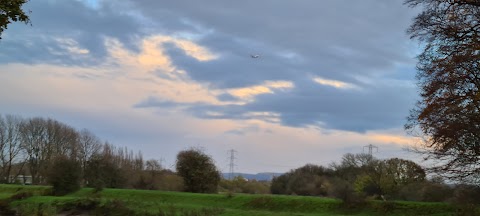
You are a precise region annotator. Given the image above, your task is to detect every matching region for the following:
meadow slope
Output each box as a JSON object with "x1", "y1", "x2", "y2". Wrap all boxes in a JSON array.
[{"x1": 0, "y1": 184, "x2": 463, "y2": 216}]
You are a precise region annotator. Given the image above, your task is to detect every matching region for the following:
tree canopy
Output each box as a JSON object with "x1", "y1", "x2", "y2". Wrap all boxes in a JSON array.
[
  {"x1": 0, "y1": 0, "x2": 30, "y2": 39},
  {"x1": 405, "y1": 0, "x2": 480, "y2": 183},
  {"x1": 176, "y1": 148, "x2": 221, "y2": 193}
]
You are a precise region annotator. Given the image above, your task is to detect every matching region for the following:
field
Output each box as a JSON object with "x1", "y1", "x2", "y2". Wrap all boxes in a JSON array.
[{"x1": 0, "y1": 184, "x2": 464, "y2": 216}]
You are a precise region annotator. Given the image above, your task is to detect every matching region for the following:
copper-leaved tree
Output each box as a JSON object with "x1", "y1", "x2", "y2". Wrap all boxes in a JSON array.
[{"x1": 405, "y1": 0, "x2": 480, "y2": 183}]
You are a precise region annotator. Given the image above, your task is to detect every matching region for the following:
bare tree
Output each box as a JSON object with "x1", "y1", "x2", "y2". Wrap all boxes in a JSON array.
[
  {"x1": 20, "y1": 117, "x2": 48, "y2": 184},
  {"x1": 0, "y1": 115, "x2": 25, "y2": 183},
  {"x1": 77, "y1": 129, "x2": 101, "y2": 182},
  {"x1": 45, "y1": 119, "x2": 79, "y2": 160}
]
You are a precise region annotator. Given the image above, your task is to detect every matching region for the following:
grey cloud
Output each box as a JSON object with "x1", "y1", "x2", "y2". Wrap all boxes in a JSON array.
[
  {"x1": 217, "y1": 93, "x2": 240, "y2": 102},
  {"x1": 1, "y1": 0, "x2": 421, "y2": 133},
  {"x1": 129, "y1": 0, "x2": 417, "y2": 77},
  {"x1": 0, "y1": 0, "x2": 143, "y2": 66},
  {"x1": 224, "y1": 125, "x2": 260, "y2": 136},
  {"x1": 136, "y1": 77, "x2": 417, "y2": 132},
  {"x1": 127, "y1": 0, "x2": 420, "y2": 132},
  {"x1": 134, "y1": 97, "x2": 189, "y2": 109},
  {"x1": 163, "y1": 36, "x2": 301, "y2": 88}
]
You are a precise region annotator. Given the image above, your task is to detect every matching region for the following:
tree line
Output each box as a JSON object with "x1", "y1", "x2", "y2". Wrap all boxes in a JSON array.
[
  {"x1": 0, "y1": 114, "x2": 184, "y2": 192},
  {"x1": 2, "y1": 113, "x2": 480, "y2": 206},
  {"x1": 271, "y1": 154, "x2": 428, "y2": 200},
  {"x1": 270, "y1": 153, "x2": 480, "y2": 208}
]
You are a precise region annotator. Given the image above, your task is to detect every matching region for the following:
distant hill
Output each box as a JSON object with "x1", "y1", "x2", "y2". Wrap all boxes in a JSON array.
[{"x1": 221, "y1": 172, "x2": 283, "y2": 181}]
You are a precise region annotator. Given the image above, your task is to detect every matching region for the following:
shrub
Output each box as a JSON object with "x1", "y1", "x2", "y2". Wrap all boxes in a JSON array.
[
  {"x1": 372, "y1": 201, "x2": 396, "y2": 214},
  {"x1": 329, "y1": 178, "x2": 366, "y2": 209},
  {"x1": 445, "y1": 185, "x2": 480, "y2": 216},
  {"x1": 47, "y1": 156, "x2": 82, "y2": 196}
]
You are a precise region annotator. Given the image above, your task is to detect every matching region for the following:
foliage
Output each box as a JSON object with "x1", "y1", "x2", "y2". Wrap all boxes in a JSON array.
[
  {"x1": 270, "y1": 164, "x2": 333, "y2": 196},
  {"x1": 176, "y1": 148, "x2": 221, "y2": 193},
  {"x1": 405, "y1": 0, "x2": 480, "y2": 182},
  {"x1": 219, "y1": 176, "x2": 270, "y2": 194},
  {"x1": 0, "y1": 0, "x2": 30, "y2": 39},
  {"x1": 155, "y1": 170, "x2": 185, "y2": 192},
  {"x1": 354, "y1": 174, "x2": 380, "y2": 196},
  {"x1": 450, "y1": 185, "x2": 480, "y2": 216},
  {"x1": 329, "y1": 177, "x2": 366, "y2": 208},
  {"x1": 398, "y1": 181, "x2": 453, "y2": 202},
  {"x1": 46, "y1": 156, "x2": 82, "y2": 196},
  {"x1": 383, "y1": 158, "x2": 426, "y2": 185},
  {"x1": 450, "y1": 184, "x2": 480, "y2": 205},
  {"x1": 85, "y1": 154, "x2": 127, "y2": 189},
  {"x1": 332, "y1": 154, "x2": 426, "y2": 198},
  {"x1": 371, "y1": 200, "x2": 396, "y2": 214},
  {"x1": 380, "y1": 158, "x2": 426, "y2": 196},
  {"x1": 331, "y1": 153, "x2": 376, "y2": 183}
]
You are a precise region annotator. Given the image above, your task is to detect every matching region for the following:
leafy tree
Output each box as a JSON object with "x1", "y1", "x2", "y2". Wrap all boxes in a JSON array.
[
  {"x1": 405, "y1": 0, "x2": 480, "y2": 182},
  {"x1": 352, "y1": 158, "x2": 425, "y2": 197},
  {"x1": 354, "y1": 174, "x2": 381, "y2": 196},
  {"x1": 47, "y1": 156, "x2": 82, "y2": 196},
  {"x1": 270, "y1": 174, "x2": 290, "y2": 194},
  {"x1": 331, "y1": 153, "x2": 376, "y2": 183},
  {"x1": 383, "y1": 158, "x2": 426, "y2": 186},
  {"x1": 85, "y1": 154, "x2": 127, "y2": 189},
  {"x1": 270, "y1": 164, "x2": 333, "y2": 196},
  {"x1": 175, "y1": 148, "x2": 220, "y2": 193},
  {"x1": 134, "y1": 159, "x2": 164, "y2": 190},
  {"x1": 0, "y1": 0, "x2": 31, "y2": 39},
  {"x1": 329, "y1": 177, "x2": 365, "y2": 207}
]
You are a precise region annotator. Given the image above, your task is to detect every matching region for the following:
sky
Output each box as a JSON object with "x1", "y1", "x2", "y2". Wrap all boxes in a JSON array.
[{"x1": 0, "y1": 0, "x2": 424, "y2": 173}]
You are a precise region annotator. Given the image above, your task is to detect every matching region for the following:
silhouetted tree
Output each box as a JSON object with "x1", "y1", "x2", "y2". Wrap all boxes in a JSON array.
[
  {"x1": 175, "y1": 148, "x2": 220, "y2": 193},
  {"x1": 0, "y1": 115, "x2": 24, "y2": 183},
  {"x1": 77, "y1": 129, "x2": 102, "y2": 184},
  {"x1": 405, "y1": 0, "x2": 480, "y2": 183},
  {"x1": 20, "y1": 117, "x2": 48, "y2": 184}
]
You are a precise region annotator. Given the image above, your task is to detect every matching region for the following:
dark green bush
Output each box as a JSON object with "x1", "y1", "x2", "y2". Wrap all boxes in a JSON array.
[{"x1": 47, "y1": 156, "x2": 82, "y2": 196}]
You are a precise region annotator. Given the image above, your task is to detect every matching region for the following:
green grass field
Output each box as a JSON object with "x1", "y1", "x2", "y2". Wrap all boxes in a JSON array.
[{"x1": 0, "y1": 184, "x2": 465, "y2": 216}]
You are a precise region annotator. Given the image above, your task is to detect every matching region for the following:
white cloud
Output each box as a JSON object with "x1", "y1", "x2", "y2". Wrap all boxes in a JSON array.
[
  {"x1": 105, "y1": 34, "x2": 218, "y2": 77},
  {"x1": 227, "y1": 80, "x2": 294, "y2": 101},
  {"x1": 55, "y1": 38, "x2": 90, "y2": 55},
  {"x1": 313, "y1": 77, "x2": 357, "y2": 89}
]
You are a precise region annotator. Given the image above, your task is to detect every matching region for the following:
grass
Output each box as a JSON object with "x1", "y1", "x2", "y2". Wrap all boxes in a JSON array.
[{"x1": 0, "y1": 184, "x2": 468, "y2": 216}]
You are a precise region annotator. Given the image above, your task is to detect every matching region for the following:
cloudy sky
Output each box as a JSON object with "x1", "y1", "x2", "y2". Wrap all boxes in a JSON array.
[{"x1": 0, "y1": 0, "x2": 423, "y2": 173}]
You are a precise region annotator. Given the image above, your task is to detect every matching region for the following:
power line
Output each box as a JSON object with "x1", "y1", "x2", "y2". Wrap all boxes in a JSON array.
[
  {"x1": 363, "y1": 144, "x2": 378, "y2": 156},
  {"x1": 228, "y1": 149, "x2": 237, "y2": 180}
]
